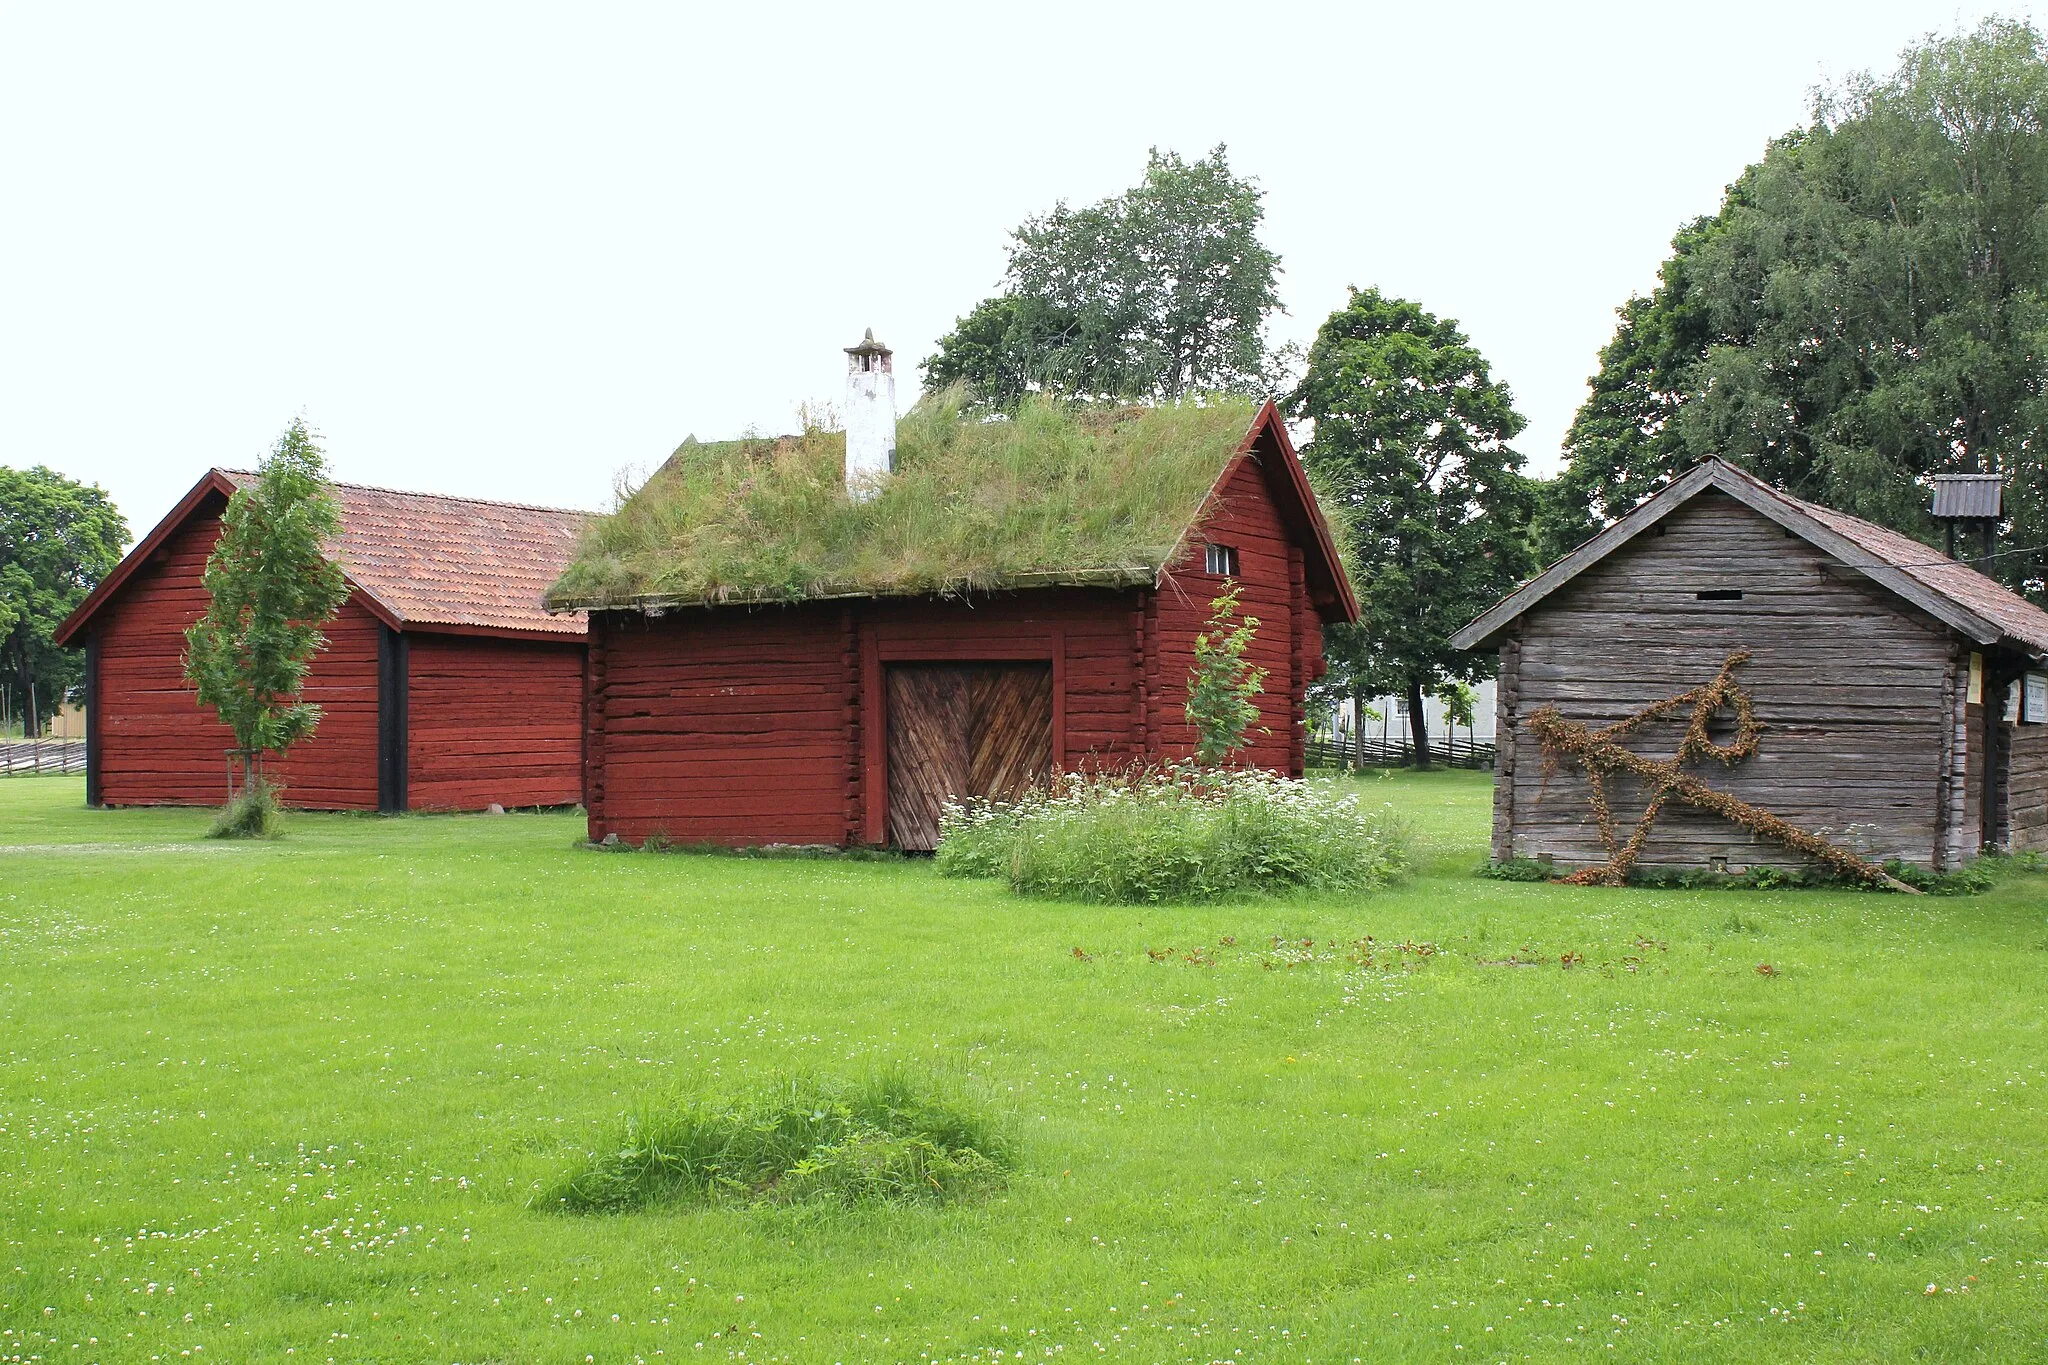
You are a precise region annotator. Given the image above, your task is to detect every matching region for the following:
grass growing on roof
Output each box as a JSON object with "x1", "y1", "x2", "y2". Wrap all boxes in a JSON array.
[{"x1": 548, "y1": 389, "x2": 1260, "y2": 607}]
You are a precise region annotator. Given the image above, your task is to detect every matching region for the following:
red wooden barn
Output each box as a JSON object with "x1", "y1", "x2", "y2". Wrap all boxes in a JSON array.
[
  {"x1": 547, "y1": 339, "x2": 1357, "y2": 849},
  {"x1": 56, "y1": 469, "x2": 590, "y2": 812}
]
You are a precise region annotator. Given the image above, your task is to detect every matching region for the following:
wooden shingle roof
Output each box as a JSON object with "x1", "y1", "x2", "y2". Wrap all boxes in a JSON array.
[
  {"x1": 57, "y1": 470, "x2": 591, "y2": 645},
  {"x1": 1451, "y1": 458, "x2": 2048, "y2": 659}
]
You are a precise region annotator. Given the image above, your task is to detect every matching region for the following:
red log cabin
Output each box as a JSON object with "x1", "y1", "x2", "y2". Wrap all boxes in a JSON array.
[
  {"x1": 56, "y1": 469, "x2": 591, "y2": 812},
  {"x1": 546, "y1": 335, "x2": 1359, "y2": 850}
]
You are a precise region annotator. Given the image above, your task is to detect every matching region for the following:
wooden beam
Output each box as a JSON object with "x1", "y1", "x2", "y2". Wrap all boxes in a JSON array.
[{"x1": 377, "y1": 625, "x2": 409, "y2": 813}]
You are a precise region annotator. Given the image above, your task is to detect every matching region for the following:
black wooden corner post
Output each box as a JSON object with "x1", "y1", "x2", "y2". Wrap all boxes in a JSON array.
[
  {"x1": 377, "y1": 625, "x2": 409, "y2": 813},
  {"x1": 83, "y1": 630, "x2": 102, "y2": 808}
]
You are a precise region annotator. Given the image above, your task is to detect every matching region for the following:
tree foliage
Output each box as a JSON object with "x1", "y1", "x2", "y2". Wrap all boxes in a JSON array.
[
  {"x1": 1291, "y1": 288, "x2": 1537, "y2": 768},
  {"x1": 1185, "y1": 583, "x2": 1268, "y2": 765},
  {"x1": 183, "y1": 420, "x2": 349, "y2": 779},
  {"x1": 0, "y1": 465, "x2": 127, "y2": 736},
  {"x1": 923, "y1": 147, "x2": 1289, "y2": 406},
  {"x1": 1546, "y1": 18, "x2": 2048, "y2": 598}
]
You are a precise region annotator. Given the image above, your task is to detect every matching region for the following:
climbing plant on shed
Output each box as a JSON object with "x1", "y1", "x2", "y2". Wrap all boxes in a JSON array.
[{"x1": 1527, "y1": 649, "x2": 1910, "y2": 891}]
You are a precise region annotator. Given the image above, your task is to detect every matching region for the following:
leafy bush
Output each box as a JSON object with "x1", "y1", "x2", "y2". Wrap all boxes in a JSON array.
[
  {"x1": 208, "y1": 776, "x2": 281, "y2": 840},
  {"x1": 537, "y1": 1072, "x2": 1010, "y2": 1214},
  {"x1": 1479, "y1": 857, "x2": 1551, "y2": 882},
  {"x1": 937, "y1": 763, "x2": 1407, "y2": 903}
]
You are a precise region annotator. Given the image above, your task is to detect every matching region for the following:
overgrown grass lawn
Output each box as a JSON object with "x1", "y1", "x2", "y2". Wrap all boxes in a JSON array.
[{"x1": 2, "y1": 771, "x2": 2045, "y2": 1362}]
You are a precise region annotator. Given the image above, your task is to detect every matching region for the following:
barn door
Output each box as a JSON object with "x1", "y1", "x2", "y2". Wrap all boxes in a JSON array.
[
  {"x1": 887, "y1": 664, "x2": 1054, "y2": 850},
  {"x1": 887, "y1": 667, "x2": 971, "y2": 853}
]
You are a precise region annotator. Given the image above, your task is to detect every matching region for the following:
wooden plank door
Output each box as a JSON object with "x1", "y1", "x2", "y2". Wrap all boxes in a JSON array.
[
  {"x1": 968, "y1": 665, "x2": 1053, "y2": 802},
  {"x1": 886, "y1": 663, "x2": 1055, "y2": 850},
  {"x1": 887, "y1": 667, "x2": 970, "y2": 851}
]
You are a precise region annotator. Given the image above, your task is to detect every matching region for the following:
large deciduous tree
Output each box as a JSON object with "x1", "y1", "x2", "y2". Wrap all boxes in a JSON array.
[
  {"x1": 183, "y1": 419, "x2": 348, "y2": 801},
  {"x1": 1545, "y1": 18, "x2": 2048, "y2": 599},
  {"x1": 0, "y1": 466, "x2": 127, "y2": 736},
  {"x1": 923, "y1": 147, "x2": 1289, "y2": 405},
  {"x1": 1292, "y1": 288, "x2": 1537, "y2": 769}
]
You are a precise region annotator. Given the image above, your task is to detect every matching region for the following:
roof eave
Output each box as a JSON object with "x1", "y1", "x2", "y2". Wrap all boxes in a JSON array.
[
  {"x1": 1449, "y1": 461, "x2": 1721, "y2": 651},
  {"x1": 54, "y1": 469, "x2": 240, "y2": 646},
  {"x1": 1449, "y1": 459, "x2": 2008, "y2": 652},
  {"x1": 552, "y1": 566, "x2": 1164, "y2": 615},
  {"x1": 1169, "y1": 400, "x2": 1358, "y2": 625}
]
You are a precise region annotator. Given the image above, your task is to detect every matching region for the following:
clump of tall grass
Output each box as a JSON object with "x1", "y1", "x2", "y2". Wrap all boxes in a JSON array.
[
  {"x1": 208, "y1": 775, "x2": 281, "y2": 839},
  {"x1": 937, "y1": 763, "x2": 1407, "y2": 903},
  {"x1": 549, "y1": 390, "x2": 1263, "y2": 608},
  {"x1": 536, "y1": 1072, "x2": 1011, "y2": 1214}
]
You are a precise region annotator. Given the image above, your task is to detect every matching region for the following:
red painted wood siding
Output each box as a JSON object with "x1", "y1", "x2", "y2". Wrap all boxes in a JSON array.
[
  {"x1": 586, "y1": 590, "x2": 1145, "y2": 847},
  {"x1": 590, "y1": 605, "x2": 856, "y2": 846},
  {"x1": 581, "y1": 454, "x2": 1335, "y2": 846},
  {"x1": 91, "y1": 502, "x2": 382, "y2": 810},
  {"x1": 407, "y1": 634, "x2": 585, "y2": 809},
  {"x1": 1149, "y1": 451, "x2": 1313, "y2": 775}
]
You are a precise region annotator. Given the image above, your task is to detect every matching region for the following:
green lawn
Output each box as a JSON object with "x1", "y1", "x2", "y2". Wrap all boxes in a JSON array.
[{"x1": 1, "y1": 771, "x2": 2045, "y2": 1363}]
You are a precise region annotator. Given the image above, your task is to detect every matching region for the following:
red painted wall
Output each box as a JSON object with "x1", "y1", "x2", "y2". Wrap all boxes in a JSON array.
[
  {"x1": 87, "y1": 495, "x2": 586, "y2": 812},
  {"x1": 91, "y1": 502, "x2": 382, "y2": 810},
  {"x1": 407, "y1": 634, "x2": 585, "y2": 809},
  {"x1": 584, "y1": 448, "x2": 1330, "y2": 849},
  {"x1": 1147, "y1": 449, "x2": 1312, "y2": 775}
]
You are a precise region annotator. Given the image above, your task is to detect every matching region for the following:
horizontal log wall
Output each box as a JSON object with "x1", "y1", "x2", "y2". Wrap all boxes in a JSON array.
[
  {"x1": 2011, "y1": 722, "x2": 2048, "y2": 852},
  {"x1": 589, "y1": 590, "x2": 1146, "y2": 848},
  {"x1": 1508, "y1": 490, "x2": 1955, "y2": 871},
  {"x1": 92, "y1": 502, "x2": 381, "y2": 810},
  {"x1": 1149, "y1": 451, "x2": 1309, "y2": 775},
  {"x1": 406, "y1": 633, "x2": 585, "y2": 810}
]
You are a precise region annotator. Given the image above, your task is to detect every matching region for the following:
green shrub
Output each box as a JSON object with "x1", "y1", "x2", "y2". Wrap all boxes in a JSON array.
[
  {"x1": 937, "y1": 763, "x2": 1407, "y2": 903},
  {"x1": 1479, "y1": 857, "x2": 1551, "y2": 882},
  {"x1": 208, "y1": 776, "x2": 281, "y2": 840},
  {"x1": 537, "y1": 1072, "x2": 1010, "y2": 1214}
]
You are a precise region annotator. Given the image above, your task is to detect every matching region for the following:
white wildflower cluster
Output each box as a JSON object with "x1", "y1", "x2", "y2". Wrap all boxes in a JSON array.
[{"x1": 936, "y1": 761, "x2": 1407, "y2": 902}]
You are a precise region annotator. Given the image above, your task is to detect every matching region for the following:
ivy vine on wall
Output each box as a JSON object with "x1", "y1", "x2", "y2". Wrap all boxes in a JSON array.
[{"x1": 1526, "y1": 649, "x2": 1911, "y2": 892}]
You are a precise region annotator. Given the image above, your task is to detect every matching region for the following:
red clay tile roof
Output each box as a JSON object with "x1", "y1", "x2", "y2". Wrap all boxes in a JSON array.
[
  {"x1": 224, "y1": 472, "x2": 591, "y2": 638},
  {"x1": 1790, "y1": 494, "x2": 2048, "y2": 656}
]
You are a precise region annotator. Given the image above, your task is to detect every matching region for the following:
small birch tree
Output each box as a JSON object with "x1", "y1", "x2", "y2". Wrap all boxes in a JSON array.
[
  {"x1": 1185, "y1": 583, "x2": 1268, "y2": 766},
  {"x1": 183, "y1": 419, "x2": 348, "y2": 820}
]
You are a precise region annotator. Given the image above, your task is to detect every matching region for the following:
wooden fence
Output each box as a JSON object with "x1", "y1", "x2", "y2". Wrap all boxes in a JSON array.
[
  {"x1": 1, "y1": 739, "x2": 87, "y2": 776},
  {"x1": 1306, "y1": 733, "x2": 1495, "y2": 771}
]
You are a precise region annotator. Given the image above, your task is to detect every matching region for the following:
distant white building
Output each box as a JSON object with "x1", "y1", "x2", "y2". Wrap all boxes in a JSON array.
[{"x1": 1329, "y1": 678, "x2": 1496, "y2": 748}]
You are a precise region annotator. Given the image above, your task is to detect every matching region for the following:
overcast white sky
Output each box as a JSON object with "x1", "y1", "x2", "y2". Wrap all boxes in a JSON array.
[{"x1": 2, "y1": 2, "x2": 2036, "y2": 543}]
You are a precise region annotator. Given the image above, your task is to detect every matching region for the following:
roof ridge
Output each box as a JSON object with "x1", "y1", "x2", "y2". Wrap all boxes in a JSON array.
[{"x1": 216, "y1": 467, "x2": 594, "y2": 518}]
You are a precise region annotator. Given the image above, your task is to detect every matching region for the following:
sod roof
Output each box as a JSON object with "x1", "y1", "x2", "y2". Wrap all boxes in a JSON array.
[{"x1": 546, "y1": 392, "x2": 1353, "y2": 616}]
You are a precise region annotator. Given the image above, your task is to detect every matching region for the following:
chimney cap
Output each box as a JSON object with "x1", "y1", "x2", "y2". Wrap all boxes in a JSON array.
[
  {"x1": 1932, "y1": 472, "x2": 2003, "y2": 519},
  {"x1": 844, "y1": 328, "x2": 892, "y2": 358}
]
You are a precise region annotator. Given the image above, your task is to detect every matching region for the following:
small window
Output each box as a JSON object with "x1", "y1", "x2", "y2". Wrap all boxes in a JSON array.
[
  {"x1": 1695, "y1": 589, "x2": 1743, "y2": 601},
  {"x1": 1205, "y1": 543, "x2": 1239, "y2": 576}
]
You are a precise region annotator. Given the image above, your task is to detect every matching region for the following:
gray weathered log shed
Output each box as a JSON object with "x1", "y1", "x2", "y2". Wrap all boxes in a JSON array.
[{"x1": 1451, "y1": 459, "x2": 2048, "y2": 872}]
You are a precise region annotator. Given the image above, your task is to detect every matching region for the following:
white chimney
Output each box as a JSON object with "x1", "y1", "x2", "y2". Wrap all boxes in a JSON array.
[{"x1": 843, "y1": 328, "x2": 895, "y2": 500}]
